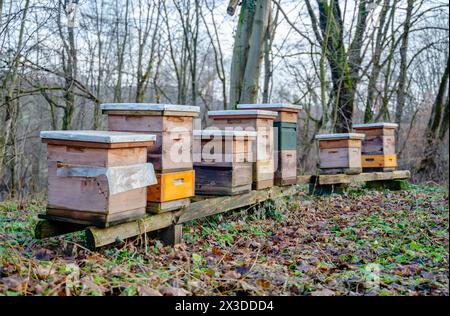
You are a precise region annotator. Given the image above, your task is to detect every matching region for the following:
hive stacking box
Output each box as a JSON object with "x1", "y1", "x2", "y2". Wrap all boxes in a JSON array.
[
  {"x1": 207, "y1": 110, "x2": 278, "y2": 190},
  {"x1": 193, "y1": 129, "x2": 257, "y2": 195},
  {"x1": 237, "y1": 104, "x2": 302, "y2": 186},
  {"x1": 353, "y1": 123, "x2": 399, "y2": 171},
  {"x1": 315, "y1": 133, "x2": 365, "y2": 175},
  {"x1": 101, "y1": 103, "x2": 200, "y2": 213},
  {"x1": 40, "y1": 131, "x2": 157, "y2": 227}
]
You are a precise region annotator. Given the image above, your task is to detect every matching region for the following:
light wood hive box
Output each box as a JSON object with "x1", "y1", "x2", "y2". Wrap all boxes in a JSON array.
[
  {"x1": 193, "y1": 130, "x2": 256, "y2": 195},
  {"x1": 236, "y1": 104, "x2": 301, "y2": 186},
  {"x1": 41, "y1": 131, "x2": 157, "y2": 227},
  {"x1": 315, "y1": 133, "x2": 365, "y2": 175},
  {"x1": 207, "y1": 110, "x2": 278, "y2": 190},
  {"x1": 101, "y1": 103, "x2": 200, "y2": 172},
  {"x1": 353, "y1": 123, "x2": 399, "y2": 171}
]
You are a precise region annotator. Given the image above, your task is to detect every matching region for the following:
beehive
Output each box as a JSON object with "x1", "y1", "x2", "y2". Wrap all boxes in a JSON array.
[
  {"x1": 193, "y1": 130, "x2": 256, "y2": 195},
  {"x1": 41, "y1": 131, "x2": 157, "y2": 227},
  {"x1": 101, "y1": 103, "x2": 199, "y2": 172},
  {"x1": 315, "y1": 133, "x2": 365, "y2": 175},
  {"x1": 353, "y1": 123, "x2": 399, "y2": 171},
  {"x1": 237, "y1": 104, "x2": 301, "y2": 186},
  {"x1": 207, "y1": 110, "x2": 278, "y2": 190}
]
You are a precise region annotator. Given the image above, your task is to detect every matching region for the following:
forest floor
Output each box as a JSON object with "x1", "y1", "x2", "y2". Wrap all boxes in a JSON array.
[{"x1": 0, "y1": 184, "x2": 448, "y2": 296}]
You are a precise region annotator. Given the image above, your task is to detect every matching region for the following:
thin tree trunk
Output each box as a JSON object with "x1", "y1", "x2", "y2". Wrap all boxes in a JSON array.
[
  {"x1": 0, "y1": 0, "x2": 30, "y2": 193},
  {"x1": 395, "y1": 0, "x2": 414, "y2": 126}
]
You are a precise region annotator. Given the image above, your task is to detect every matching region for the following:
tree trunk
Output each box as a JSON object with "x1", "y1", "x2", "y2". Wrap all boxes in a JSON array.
[
  {"x1": 0, "y1": 0, "x2": 30, "y2": 195},
  {"x1": 365, "y1": 0, "x2": 391, "y2": 122},
  {"x1": 229, "y1": 0, "x2": 256, "y2": 107},
  {"x1": 240, "y1": 0, "x2": 271, "y2": 104},
  {"x1": 395, "y1": 0, "x2": 414, "y2": 127},
  {"x1": 418, "y1": 56, "x2": 449, "y2": 172}
]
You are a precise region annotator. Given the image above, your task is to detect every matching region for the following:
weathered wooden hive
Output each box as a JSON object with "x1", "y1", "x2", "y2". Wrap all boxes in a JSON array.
[
  {"x1": 353, "y1": 123, "x2": 399, "y2": 171},
  {"x1": 207, "y1": 110, "x2": 278, "y2": 190},
  {"x1": 237, "y1": 104, "x2": 302, "y2": 186},
  {"x1": 315, "y1": 133, "x2": 365, "y2": 175},
  {"x1": 193, "y1": 129, "x2": 256, "y2": 195},
  {"x1": 41, "y1": 130, "x2": 157, "y2": 227},
  {"x1": 101, "y1": 103, "x2": 199, "y2": 213}
]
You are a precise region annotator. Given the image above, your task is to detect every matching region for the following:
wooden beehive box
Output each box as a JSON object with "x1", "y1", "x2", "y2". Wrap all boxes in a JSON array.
[
  {"x1": 101, "y1": 103, "x2": 200, "y2": 172},
  {"x1": 147, "y1": 170, "x2": 195, "y2": 203},
  {"x1": 193, "y1": 129, "x2": 256, "y2": 163},
  {"x1": 207, "y1": 110, "x2": 278, "y2": 190},
  {"x1": 193, "y1": 130, "x2": 256, "y2": 195},
  {"x1": 353, "y1": 123, "x2": 399, "y2": 171},
  {"x1": 315, "y1": 133, "x2": 365, "y2": 175},
  {"x1": 237, "y1": 103, "x2": 302, "y2": 123},
  {"x1": 40, "y1": 131, "x2": 157, "y2": 227},
  {"x1": 237, "y1": 104, "x2": 301, "y2": 186}
]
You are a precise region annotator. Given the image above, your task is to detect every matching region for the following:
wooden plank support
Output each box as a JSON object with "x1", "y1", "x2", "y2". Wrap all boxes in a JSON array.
[
  {"x1": 35, "y1": 220, "x2": 87, "y2": 239},
  {"x1": 149, "y1": 224, "x2": 183, "y2": 246},
  {"x1": 316, "y1": 170, "x2": 410, "y2": 185},
  {"x1": 85, "y1": 211, "x2": 176, "y2": 249},
  {"x1": 308, "y1": 170, "x2": 410, "y2": 195},
  {"x1": 177, "y1": 185, "x2": 300, "y2": 224}
]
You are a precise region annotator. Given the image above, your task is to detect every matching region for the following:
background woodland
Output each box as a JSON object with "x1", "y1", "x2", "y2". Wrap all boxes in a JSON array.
[{"x1": 0, "y1": 0, "x2": 448, "y2": 200}]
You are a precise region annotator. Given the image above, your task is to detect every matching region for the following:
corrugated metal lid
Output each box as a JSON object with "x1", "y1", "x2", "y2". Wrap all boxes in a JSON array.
[
  {"x1": 208, "y1": 110, "x2": 278, "y2": 117},
  {"x1": 237, "y1": 103, "x2": 302, "y2": 112},
  {"x1": 193, "y1": 129, "x2": 258, "y2": 138},
  {"x1": 40, "y1": 130, "x2": 156, "y2": 143},
  {"x1": 100, "y1": 103, "x2": 200, "y2": 113},
  {"x1": 353, "y1": 122, "x2": 399, "y2": 129},
  {"x1": 315, "y1": 133, "x2": 365, "y2": 140}
]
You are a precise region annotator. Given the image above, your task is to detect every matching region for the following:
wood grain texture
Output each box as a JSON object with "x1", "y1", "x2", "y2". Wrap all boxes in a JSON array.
[
  {"x1": 35, "y1": 220, "x2": 86, "y2": 239},
  {"x1": 194, "y1": 163, "x2": 253, "y2": 195},
  {"x1": 43, "y1": 139, "x2": 154, "y2": 149},
  {"x1": 319, "y1": 139, "x2": 362, "y2": 149},
  {"x1": 108, "y1": 115, "x2": 193, "y2": 133},
  {"x1": 278, "y1": 111, "x2": 298, "y2": 123},
  {"x1": 319, "y1": 147, "x2": 362, "y2": 169},
  {"x1": 48, "y1": 161, "x2": 147, "y2": 214},
  {"x1": 146, "y1": 198, "x2": 191, "y2": 214},
  {"x1": 362, "y1": 154, "x2": 397, "y2": 168},
  {"x1": 361, "y1": 136, "x2": 396, "y2": 155},
  {"x1": 316, "y1": 170, "x2": 410, "y2": 185},
  {"x1": 354, "y1": 127, "x2": 396, "y2": 137},
  {"x1": 85, "y1": 211, "x2": 176, "y2": 248},
  {"x1": 178, "y1": 185, "x2": 300, "y2": 223},
  {"x1": 47, "y1": 145, "x2": 147, "y2": 167},
  {"x1": 275, "y1": 150, "x2": 297, "y2": 180},
  {"x1": 43, "y1": 207, "x2": 145, "y2": 228},
  {"x1": 253, "y1": 160, "x2": 275, "y2": 181},
  {"x1": 147, "y1": 170, "x2": 195, "y2": 202}
]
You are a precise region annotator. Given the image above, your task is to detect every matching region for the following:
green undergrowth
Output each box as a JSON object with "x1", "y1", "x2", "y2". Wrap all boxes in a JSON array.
[{"x1": 0, "y1": 184, "x2": 448, "y2": 296}]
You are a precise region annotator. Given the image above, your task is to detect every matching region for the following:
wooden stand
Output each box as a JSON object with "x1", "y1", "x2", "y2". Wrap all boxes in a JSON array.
[{"x1": 34, "y1": 171, "x2": 411, "y2": 248}]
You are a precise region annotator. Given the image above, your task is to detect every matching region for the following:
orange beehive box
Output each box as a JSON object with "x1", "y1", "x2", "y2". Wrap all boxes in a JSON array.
[
  {"x1": 147, "y1": 170, "x2": 195, "y2": 203},
  {"x1": 353, "y1": 122, "x2": 399, "y2": 171}
]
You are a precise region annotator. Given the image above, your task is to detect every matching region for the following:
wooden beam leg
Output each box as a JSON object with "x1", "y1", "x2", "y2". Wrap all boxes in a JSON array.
[
  {"x1": 151, "y1": 224, "x2": 183, "y2": 246},
  {"x1": 309, "y1": 183, "x2": 349, "y2": 195},
  {"x1": 35, "y1": 220, "x2": 86, "y2": 239},
  {"x1": 365, "y1": 180, "x2": 409, "y2": 191}
]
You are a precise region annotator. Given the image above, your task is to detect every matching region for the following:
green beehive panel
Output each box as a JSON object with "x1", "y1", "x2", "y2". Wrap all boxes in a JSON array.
[{"x1": 274, "y1": 122, "x2": 297, "y2": 150}]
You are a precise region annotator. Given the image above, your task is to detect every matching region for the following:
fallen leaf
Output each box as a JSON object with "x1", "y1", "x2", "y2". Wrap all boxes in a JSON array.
[
  {"x1": 311, "y1": 288, "x2": 335, "y2": 296},
  {"x1": 159, "y1": 286, "x2": 191, "y2": 296},
  {"x1": 137, "y1": 285, "x2": 162, "y2": 296}
]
